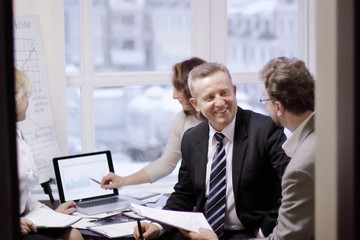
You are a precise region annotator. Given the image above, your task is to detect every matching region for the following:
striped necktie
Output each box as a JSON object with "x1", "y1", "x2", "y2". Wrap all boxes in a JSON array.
[{"x1": 206, "y1": 132, "x2": 227, "y2": 238}]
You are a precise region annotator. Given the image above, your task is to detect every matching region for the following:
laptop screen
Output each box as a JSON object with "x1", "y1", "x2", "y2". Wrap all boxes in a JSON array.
[{"x1": 53, "y1": 150, "x2": 118, "y2": 203}]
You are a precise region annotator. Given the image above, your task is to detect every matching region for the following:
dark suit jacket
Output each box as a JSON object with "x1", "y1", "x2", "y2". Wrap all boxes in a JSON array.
[{"x1": 163, "y1": 107, "x2": 290, "y2": 237}]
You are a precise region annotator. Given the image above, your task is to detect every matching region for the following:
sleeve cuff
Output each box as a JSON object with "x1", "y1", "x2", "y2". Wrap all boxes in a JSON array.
[
  {"x1": 152, "y1": 222, "x2": 166, "y2": 236},
  {"x1": 259, "y1": 228, "x2": 265, "y2": 238}
]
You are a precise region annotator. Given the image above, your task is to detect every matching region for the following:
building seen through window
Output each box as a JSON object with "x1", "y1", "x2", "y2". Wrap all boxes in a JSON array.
[
  {"x1": 65, "y1": 0, "x2": 298, "y2": 182},
  {"x1": 227, "y1": 0, "x2": 298, "y2": 71}
]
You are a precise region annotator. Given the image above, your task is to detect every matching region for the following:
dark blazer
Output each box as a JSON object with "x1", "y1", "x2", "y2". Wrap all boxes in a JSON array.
[{"x1": 163, "y1": 107, "x2": 290, "y2": 236}]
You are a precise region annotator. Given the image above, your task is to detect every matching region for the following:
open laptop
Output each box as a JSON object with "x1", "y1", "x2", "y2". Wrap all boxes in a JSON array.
[{"x1": 53, "y1": 150, "x2": 142, "y2": 215}]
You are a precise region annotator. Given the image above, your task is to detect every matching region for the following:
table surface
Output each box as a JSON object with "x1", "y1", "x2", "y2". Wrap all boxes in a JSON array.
[{"x1": 79, "y1": 195, "x2": 169, "y2": 239}]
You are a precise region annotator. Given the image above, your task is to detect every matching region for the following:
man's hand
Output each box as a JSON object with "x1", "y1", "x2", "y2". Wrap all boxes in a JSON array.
[
  {"x1": 133, "y1": 222, "x2": 160, "y2": 240},
  {"x1": 20, "y1": 217, "x2": 36, "y2": 235},
  {"x1": 101, "y1": 172, "x2": 125, "y2": 189},
  {"x1": 55, "y1": 201, "x2": 77, "y2": 214},
  {"x1": 181, "y1": 227, "x2": 218, "y2": 240}
]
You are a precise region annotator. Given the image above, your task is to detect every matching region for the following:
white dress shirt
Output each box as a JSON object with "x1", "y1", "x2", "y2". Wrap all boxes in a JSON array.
[
  {"x1": 206, "y1": 117, "x2": 244, "y2": 231},
  {"x1": 17, "y1": 129, "x2": 44, "y2": 215}
]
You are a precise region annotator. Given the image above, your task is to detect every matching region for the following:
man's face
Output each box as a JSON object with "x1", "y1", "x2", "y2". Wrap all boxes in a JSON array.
[
  {"x1": 262, "y1": 86, "x2": 282, "y2": 127},
  {"x1": 190, "y1": 71, "x2": 237, "y2": 131}
]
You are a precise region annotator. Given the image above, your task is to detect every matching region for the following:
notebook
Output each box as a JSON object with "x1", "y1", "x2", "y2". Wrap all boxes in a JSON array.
[{"x1": 53, "y1": 150, "x2": 140, "y2": 215}]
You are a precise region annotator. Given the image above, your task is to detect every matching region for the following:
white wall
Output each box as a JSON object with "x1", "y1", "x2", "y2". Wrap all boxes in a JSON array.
[
  {"x1": 315, "y1": 0, "x2": 338, "y2": 239},
  {"x1": 13, "y1": 0, "x2": 68, "y2": 154}
]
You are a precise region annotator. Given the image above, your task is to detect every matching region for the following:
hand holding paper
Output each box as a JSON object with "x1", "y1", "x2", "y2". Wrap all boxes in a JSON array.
[{"x1": 130, "y1": 203, "x2": 212, "y2": 233}]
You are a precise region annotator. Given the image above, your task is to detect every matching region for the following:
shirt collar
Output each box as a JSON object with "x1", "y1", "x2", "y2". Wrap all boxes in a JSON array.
[
  {"x1": 282, "y1": 111, "x2": 315, "y2": 157},
  {"x1": 209, "y1": 117, "x2": 236, "y2": 143}
]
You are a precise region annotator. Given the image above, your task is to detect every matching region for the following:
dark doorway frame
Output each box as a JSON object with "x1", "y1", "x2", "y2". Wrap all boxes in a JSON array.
[
  {"x1": 0, "y1": 0, "x2": 20, "y2": 239},
  {"x1": 1, "y1": 0, "x2": 359, "y2": 239},
  {"x1": 337, "y1": 0, "x2": 359, "y2": 239}
]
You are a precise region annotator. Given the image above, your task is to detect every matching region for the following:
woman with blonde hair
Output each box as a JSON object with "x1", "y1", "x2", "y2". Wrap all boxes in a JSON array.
[{"x1": 15, "y1": 69, "x2": 83, "y2": 240}]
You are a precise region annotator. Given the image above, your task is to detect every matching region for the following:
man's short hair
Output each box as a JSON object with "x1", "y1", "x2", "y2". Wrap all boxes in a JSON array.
[
  {"x1": 260, "y1": 57, "x2": 315, "y2": 114},
  {"x1": 188, "y1": 62, "x2": 232, "y2": 99}
]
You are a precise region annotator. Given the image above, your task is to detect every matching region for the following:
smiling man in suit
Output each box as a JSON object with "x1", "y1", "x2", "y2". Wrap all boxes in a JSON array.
[{"x1": 134, "y1": 62, "x2": 290, "y2": 240}]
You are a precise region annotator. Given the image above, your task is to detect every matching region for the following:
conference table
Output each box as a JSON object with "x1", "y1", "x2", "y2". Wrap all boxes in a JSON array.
[{"x1": 78, "y1": 195, "x2": 169, "y2": 239}]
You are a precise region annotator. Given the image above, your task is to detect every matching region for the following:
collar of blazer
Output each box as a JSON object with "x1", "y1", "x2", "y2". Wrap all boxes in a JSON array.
[{"x1": 193, "y1": 107, "x2": 249, "y2": 198}]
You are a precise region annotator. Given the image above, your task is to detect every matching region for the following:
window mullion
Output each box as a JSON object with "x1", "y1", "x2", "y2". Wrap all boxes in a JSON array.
[
  {"x1": 209, "y1": 0, "x2": 227, "y2": 64},
  {"x1": 191, "y1": 0, "x2": 210, "y2": 61},
  {"x1": 299, "y1": 0, "x2": 310, "y2": 66},
  {"x1": 308, "y1": 0, "x2": 316, "y2": 73},
  {"x1": 231, "y1": 72, "x2": 259, "y2": 84},
  {"x1": 80, "y1": 0, "x2": 95, "y2": 152},
  {"x1": 191, "y1": 0, "x2": 227, "y2": 64}
]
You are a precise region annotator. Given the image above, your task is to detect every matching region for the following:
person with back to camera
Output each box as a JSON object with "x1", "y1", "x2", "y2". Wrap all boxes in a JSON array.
[
  {"x1": 185, "y1": 57, "x2": 315, "y2": 240},
  {"x1": 133, "y1": 62, "x2": 290, "y2": 240},
  {"x1": 250, "y1": 57, "x2": 315, "y2": 240},
  {"x1": 100, "y1": 57, "x2": 207, "y2": 189},
  {"x1": 15, "y1": 69, "x2": 83, "y2": 240}
]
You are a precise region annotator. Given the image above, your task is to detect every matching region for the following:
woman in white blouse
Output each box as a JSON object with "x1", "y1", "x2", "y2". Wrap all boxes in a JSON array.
[
  {"x1": 101, "y1": 57, "x2": 206, "y2": 189},
  {"x1": 15, "y1": 69, "x2": 83, "y2": 240}
]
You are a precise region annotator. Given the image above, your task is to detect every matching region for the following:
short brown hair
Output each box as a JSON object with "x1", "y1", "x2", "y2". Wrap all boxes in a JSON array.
[{"x1": 259, "y1": 57, "x2": 314, "y2": 114}]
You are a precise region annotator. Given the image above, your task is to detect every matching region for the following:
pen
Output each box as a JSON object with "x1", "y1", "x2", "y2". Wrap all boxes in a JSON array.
[
  {"x1": 90, "y1": 177, "x2": 101, "y2": 185},
  {"x1": 89, "y1": 218, "x2": 103, "y2": 223},
  {"x1": 137, "y1": 219, "x2": 144, "y2": 240},
  {"x1": 88, "y1": 213, "x2": 120, "y2": 222},
  {"x1": 88, "y1": 217, "x2": 113, "y2": 223}
]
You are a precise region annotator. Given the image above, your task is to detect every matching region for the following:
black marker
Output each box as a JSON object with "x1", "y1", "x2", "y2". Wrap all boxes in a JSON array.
[{"x1": 137, "y1": 219, "x2": 144, "y2": 240}]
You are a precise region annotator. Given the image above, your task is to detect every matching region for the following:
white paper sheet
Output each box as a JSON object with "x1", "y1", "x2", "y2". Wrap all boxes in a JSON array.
[
  {"x1": 130, "y1": 203, "x2": 212, "y2": 233},
  {"x1": 72, "y1": 209, "x2": 123, "y2": 219},
  {"x1": 117, "y1": 187, "x2": 161, "y2": 201},
  {"x1": 88, "y1": 221, "x2": 138, "y2": 238},
  {"x1": 71, "y1": 218, "x2": 100, "y2": 229},
  {"x1": 24, "y1": 208, "x2": 81, "y2": 228}
]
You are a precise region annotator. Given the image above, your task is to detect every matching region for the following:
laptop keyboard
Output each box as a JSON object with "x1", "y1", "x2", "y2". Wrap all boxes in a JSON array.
[{"x1": 78, "y1": 197, "x2": 119, "y2": 208}]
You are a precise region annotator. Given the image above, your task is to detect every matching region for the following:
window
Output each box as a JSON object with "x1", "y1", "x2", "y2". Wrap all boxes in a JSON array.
[
  {"x1": 121, "y1": 15, "x2": 135, "y2": 26},
  {"x1": 64, "y1": 0, "x2": 80, "y2": 74},
  {"x1": 65, "y1": 0, "x2": 191, "y2": 184},
  {"x1": 227, "y1": 0, "x2": 299, "y2": 71},
  {"x1": 227, "y1": 0, "x2": 299, "y2": 127},
  {"x1": 64, "y1": 0, "x2": 306, "y2": 185}
]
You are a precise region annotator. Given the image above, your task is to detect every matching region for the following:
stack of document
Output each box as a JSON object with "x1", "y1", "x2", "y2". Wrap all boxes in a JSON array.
[
  {"x1": 87, "y1": 221, "x2": 141, "y2": 238},
  {"x1": 24, "y1": 208, "x2": 81, "y2": 228}
]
